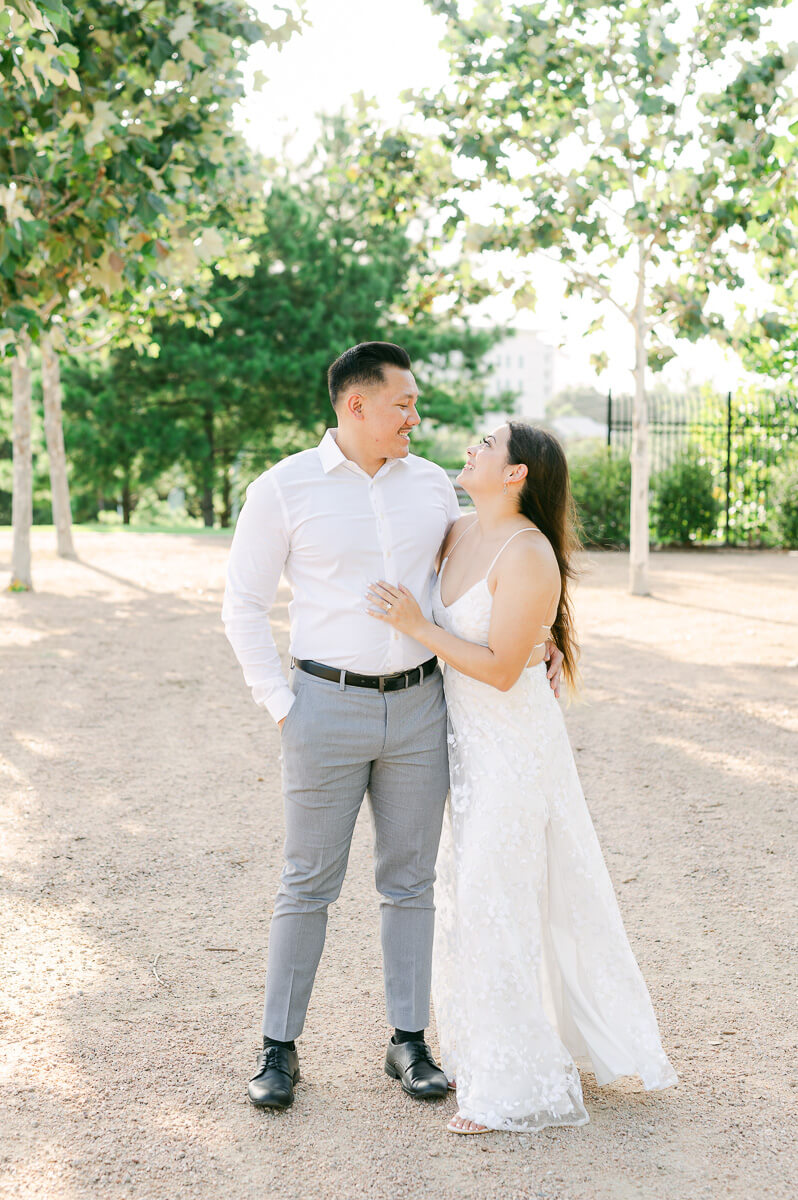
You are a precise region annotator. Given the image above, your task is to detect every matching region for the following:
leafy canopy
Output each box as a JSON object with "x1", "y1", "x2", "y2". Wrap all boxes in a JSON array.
[
  {"x1": 0, "y1": 0, "x2": 306, "y2": 349},
  {"x1": 420, "y1": 0, "x2": 798, "y2": 371},
  {"x1": 55, "y1": 112, "x2": 505, "y2": 524}
]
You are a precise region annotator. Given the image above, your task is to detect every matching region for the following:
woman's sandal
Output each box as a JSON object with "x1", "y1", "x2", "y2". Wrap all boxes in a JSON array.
[
  {"x1": 447, "y1": 1113, "x2": 490, "y2": 1135},
  {"x1": 447, "y1": 1078, "x2": 456, "y2": 1091}
]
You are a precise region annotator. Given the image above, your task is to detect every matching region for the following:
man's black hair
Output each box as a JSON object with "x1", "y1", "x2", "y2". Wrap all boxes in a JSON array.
[{"x1": 327, "y1": 342, "x2": 412, "y2": 410}]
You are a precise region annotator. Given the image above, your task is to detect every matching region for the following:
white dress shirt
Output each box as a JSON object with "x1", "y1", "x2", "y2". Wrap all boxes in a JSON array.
[{"x1": 222, "y1": 429, "x2": 461, "y2": 723}]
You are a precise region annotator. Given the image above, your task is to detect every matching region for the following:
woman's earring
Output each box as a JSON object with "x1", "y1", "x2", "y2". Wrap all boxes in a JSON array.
[{"x1": 503, "y1": 481, "x2": 508, "y2": 495}]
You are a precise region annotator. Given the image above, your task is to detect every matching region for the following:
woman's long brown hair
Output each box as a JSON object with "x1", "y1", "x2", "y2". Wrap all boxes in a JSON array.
[{"x1": 507, "y1": 422, "x2": 581, "y2": 691}]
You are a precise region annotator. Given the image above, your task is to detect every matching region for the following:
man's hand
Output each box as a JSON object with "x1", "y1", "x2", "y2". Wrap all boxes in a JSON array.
[{"x1": 545, "y1": 641, "x2": 564, "y2": 699}]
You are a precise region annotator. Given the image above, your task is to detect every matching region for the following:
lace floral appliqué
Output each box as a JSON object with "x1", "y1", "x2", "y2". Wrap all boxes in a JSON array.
[{"x1": 430, "y1": 575, "x2": 677, "y2": 1133}]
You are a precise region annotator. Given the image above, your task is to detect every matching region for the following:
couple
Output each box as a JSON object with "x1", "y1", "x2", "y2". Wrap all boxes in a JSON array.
[{"x1": 222, "y1": 341, "x2": 676, "y2": 1135}]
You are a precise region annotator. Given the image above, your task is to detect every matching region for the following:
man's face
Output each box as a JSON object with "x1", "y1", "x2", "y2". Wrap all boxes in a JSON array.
[{"x1": 358, "y1": 365, "x2": 421, "y2": 460}]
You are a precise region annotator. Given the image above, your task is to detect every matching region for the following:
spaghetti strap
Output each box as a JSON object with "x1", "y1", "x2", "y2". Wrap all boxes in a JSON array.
[
  {"x1": 448, "y1": 515, "x2": 477, "y2": 558},
  {"x1": 440, "y1": 516, "x2": 478, "y2": 581},
  {"x1": 485, "y1": 526, "x2": 541, "y2": 577}
]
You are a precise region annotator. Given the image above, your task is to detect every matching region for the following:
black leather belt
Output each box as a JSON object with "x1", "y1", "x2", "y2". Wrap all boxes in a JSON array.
[{"x1": 292, "y1": 656, "x2": 437, "y2": 692}]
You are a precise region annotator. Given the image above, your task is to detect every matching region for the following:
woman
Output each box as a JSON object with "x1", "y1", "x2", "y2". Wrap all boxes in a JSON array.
[{"x1": 367, "y1": 422, "x2": 677, "y2": 1135}]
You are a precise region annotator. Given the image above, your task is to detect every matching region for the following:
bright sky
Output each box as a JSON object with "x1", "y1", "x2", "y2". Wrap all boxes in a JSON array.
[{"x1": 238, "y1": 0, "x2": 792, "y2": 397}]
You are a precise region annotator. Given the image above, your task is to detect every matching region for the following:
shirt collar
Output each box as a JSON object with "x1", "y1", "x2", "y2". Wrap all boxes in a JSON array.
[
  {"x1": 317, "y1": 429, "x2": 348, "y2": 474},
  {"x1": 317, "y1": 428, "x2": 409, "y2": 477}
]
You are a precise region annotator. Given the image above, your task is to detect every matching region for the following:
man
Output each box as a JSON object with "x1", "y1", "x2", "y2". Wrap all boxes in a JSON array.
[{"x1": 222, "y1": 342, "x2": 563, "y2": 1110}]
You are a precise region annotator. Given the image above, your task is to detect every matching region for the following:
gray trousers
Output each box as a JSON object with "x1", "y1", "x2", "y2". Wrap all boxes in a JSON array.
[{"x1": 263, "y1": 664, "x2": 449, "y2": 1041}]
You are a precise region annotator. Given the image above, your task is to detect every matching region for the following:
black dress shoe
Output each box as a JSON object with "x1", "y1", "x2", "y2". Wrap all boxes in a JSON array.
[
  {"x1": 385, "y1": 1038, "x2": 448, "y2": 1100},
  {"x1": 247, "y1": 1042, "x2": 301, "y2": 1109}
]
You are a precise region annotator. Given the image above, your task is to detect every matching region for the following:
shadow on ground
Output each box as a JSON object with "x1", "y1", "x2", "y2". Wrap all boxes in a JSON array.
[{"x1": 1, "y1": 536, "x2": 795, "y2": 1200}]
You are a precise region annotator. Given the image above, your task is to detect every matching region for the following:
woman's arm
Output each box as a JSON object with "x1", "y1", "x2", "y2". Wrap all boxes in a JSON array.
[{"x1": 368, "y1": 536, "x2": 560, "y2": 693}]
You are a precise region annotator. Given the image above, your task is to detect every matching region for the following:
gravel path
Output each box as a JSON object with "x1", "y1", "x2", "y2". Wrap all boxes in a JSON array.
[{"x1": 1, "y1": 530, "x2": 796, "y2": 1200}]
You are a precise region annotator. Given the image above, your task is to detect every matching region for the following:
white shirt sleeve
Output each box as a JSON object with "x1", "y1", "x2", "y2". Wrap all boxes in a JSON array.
[
  {"x1": 221, "y1": 471, "x2": 295, "y2": 724},
  {"x1": 445, "y1": 475, "x2": 462, "y2": 527}
]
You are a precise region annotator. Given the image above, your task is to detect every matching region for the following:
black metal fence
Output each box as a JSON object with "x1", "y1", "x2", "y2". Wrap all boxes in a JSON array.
[{"x1": 606, "y1": 391, "x2": 798, "y2": 545}]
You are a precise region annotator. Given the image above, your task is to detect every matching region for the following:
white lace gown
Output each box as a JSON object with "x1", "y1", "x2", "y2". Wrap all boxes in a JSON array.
[{"x1": 431, "y1": 571, "x2": 677, "y2": 1132}]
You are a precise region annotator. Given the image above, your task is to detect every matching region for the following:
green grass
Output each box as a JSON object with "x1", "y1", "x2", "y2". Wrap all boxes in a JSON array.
[{"x1": 0, "y1": 522, "x2": 232, "y2": 536}]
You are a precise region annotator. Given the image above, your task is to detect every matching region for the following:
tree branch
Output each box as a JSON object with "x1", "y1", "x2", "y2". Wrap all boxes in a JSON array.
[
  {"x1": 60, "y1": 327, "x2": 120, "y2": 355},
  {"x1": 535, "y1": 252, "x2": 633, "y2": 321}
]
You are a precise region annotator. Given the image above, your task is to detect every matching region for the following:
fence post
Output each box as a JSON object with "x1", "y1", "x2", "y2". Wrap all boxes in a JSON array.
[
  {"x1": 725, "y1": 391, "x2": 733, "y2": 546},
  {"x1": 606, "y1": 389, "x2": 612, "y2": 450}
]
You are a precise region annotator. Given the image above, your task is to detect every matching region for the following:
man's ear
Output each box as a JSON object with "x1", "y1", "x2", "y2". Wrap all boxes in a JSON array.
[{"x1": 345, "y1": 391, "x2": 365, "y2": 420}]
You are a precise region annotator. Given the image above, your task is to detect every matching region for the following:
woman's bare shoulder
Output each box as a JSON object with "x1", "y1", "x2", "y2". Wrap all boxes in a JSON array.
[{"x1": 500, "y1": 524, "x2": 559, "y2": 584}]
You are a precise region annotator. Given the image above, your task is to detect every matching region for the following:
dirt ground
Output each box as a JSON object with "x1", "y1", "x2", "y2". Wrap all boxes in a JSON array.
[{"x1": 1, "y1": 529, "x2": 796, "y2": 1200}]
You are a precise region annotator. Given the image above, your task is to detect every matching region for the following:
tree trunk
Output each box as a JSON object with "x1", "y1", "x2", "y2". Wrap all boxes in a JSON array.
[
  {"x1": 10, "y1": 336, "x2": 33, "y2": 591},
  {"x1": 230, "y1": 451, "x2": 244, "y2": 526},
  {"x1": 220, "y1": 463, "x2": 232, "y2": 528},
  {"x1": 40, "y1": 333, "x2": 77, "y2": 559},
  {"x1": 200, "y1": 486, "x2": 214, "y2": 527},
  {"x1": 629, "y1": 245, "x2": 650, "y2": 597},
  {"x1": 122, "y1": 480, "x2": 133, "y2": 525},
  {"x1": 201, "y1": 405, "x2": 215, "y2": 528}
]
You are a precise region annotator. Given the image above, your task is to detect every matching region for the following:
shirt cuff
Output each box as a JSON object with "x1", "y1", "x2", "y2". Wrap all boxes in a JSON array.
[{"x1": 265, "y1": 686, "x2": 296, "y2": 725}]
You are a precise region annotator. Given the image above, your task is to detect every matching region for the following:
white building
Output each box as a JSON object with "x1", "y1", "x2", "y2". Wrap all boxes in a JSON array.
[{"x1": 483, "y1": 330, "x2": 556, "y2": 422}]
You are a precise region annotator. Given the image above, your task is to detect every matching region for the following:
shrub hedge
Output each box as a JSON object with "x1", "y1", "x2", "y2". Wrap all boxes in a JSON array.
[
  {"x1": 568, "y1": 445, "x2": 631, "y2": 547},
  {"x1": 771, "y1": 462, "x2": 798, "y2": 548},
  {"x1": 650, "y1": 454, "x2": 721, "y2": 545}
]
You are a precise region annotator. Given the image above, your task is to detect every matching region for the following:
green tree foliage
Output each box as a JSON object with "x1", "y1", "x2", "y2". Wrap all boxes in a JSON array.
[
  {"x1": 734, "y1": 160, "x2": 798, "y2": 382},
  {"x1": 0, "y1": 0, "x2": 304, "y2": 346},
  {"x1": 0, "y1": 1, "x2": 77, "y2": 96},
  {"x1": 58, "y1": 124, "x2": 503, "y2": 526},
  {"x1": 2, "y1": 0, "x2": 305, "y2": 584},
  {"x1": 56, "y1": 353, "x2": 186, "y2": 523},
  {"x1": 419, "y1": 0, "x2": 798, "y2": 593}
]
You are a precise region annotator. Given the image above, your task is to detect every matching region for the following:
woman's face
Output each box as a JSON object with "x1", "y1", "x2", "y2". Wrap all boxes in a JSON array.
[{"x1": 457, "y1": 424, "x2": 512, "y2": 494}]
